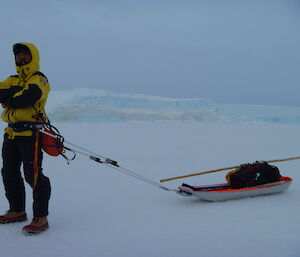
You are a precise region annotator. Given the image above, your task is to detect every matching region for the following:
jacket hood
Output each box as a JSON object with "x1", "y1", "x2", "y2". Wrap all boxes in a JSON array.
[{"x1": 13, "y1": 42, "x2": 40, "y2": 80}]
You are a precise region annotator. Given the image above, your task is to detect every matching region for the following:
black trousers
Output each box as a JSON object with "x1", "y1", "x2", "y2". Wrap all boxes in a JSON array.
[{"x1": 1, "y1": 133, "x2": 51, "y2": 217}]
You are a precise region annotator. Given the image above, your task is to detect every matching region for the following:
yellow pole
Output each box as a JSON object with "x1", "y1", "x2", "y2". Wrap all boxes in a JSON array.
[{"x1": 160, "y1": 156, "x2": 300, "y2": 183}]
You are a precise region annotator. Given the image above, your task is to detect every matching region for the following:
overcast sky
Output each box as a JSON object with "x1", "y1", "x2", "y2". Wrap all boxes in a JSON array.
[{"x1": 1, "y1": 0, "x2": 300, "y2": 106}]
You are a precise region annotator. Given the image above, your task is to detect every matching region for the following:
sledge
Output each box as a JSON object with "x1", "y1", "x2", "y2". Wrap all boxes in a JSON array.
[
  {"x1": 178, "y1": 176, "x2": 292, "y2": 201},
  {"x1": 37, "y1": 125, "x2": 297, "y2": 201}
]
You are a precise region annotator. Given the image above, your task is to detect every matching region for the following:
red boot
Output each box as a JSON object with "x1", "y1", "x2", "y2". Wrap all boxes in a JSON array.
[
  {"x1": 0, "y1": 211, "x2": 27, "y2": 224},
  {"x1": 23, "y1": 217, "x2": 49, "y2": 235}
]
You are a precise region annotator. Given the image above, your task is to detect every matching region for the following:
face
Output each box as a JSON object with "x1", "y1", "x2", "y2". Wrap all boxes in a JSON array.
[{"x1": 15, "y1": 52, "x2": 32, "y2": 66}]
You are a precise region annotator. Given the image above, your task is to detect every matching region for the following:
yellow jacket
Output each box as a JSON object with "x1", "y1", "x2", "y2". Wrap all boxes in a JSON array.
[{"x1": 0, "y1": 43, "x2": 50, "y2": 139}]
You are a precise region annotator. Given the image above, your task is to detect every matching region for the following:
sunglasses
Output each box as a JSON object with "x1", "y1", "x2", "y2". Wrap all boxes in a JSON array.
[{"x1": 15, "y1": 52, "x2": 32, "y2": 66}]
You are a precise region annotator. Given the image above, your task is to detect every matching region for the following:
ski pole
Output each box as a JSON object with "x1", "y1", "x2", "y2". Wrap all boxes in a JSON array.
[
  {"x1": 160, "y1": 165, "x2": 240, "y2": 182},
  {"x1": 39, "y1": 128, "x2": 177, "y2": 192},
  {"x1": 160, "y1": 156, "x2": 300, "y2": 183}
]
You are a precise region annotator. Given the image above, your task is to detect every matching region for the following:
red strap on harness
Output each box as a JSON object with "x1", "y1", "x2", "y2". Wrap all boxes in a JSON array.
[{"x1": 33, "y1": 131, "x2": 40, "y2": 189}]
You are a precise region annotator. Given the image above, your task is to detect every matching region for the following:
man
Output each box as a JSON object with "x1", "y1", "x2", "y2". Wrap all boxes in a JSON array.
[{"x1": 0, "y1": 43, "x2": 51, "y2": 234}]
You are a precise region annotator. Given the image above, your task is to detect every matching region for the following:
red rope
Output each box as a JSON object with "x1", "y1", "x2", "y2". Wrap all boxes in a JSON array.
[{"x1": 33, "y1": 131, "x2": 39, "y2": 189}]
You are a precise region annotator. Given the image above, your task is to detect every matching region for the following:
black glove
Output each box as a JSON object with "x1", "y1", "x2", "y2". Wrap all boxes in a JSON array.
[{"x1": 0, "y1": 86, "x2": 22, "y2": 104}]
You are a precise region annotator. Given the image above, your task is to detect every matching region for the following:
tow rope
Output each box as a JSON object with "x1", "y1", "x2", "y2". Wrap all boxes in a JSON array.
[{"x1": 38, "y1": 126, "x2": 177, "y2": 193}]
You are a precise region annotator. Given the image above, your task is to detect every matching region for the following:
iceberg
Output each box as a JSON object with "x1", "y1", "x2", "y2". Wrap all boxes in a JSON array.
[
  {"x1": 46, "y1": 88, "x2": 300, "y2": 124},
  {"x1": 47, "y1": 89, "x2": 225, "y2": 123}
]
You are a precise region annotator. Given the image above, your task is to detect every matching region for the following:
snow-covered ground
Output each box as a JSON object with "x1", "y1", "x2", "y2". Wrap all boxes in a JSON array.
[{"x1": 0, "y1": 91, "x2": 299, "y2": 257}]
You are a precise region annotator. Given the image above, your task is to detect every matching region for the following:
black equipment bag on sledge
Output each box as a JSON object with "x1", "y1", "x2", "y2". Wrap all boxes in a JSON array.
[{"x1": 227, "y1": 162, "x2": 281, "y2": 189}]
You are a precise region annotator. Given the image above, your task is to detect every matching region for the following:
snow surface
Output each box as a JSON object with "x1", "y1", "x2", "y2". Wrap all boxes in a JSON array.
[{"x1": 0, "y1": 90, "x2": 299, "y2": 257}]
